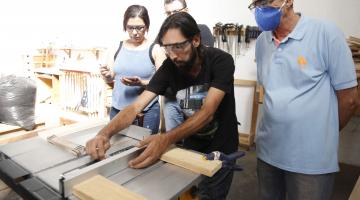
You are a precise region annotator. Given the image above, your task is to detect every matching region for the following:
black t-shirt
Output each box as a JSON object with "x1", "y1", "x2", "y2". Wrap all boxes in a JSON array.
[{"x1": 146, "y1": 47, "x2": 238, "y2": 154}]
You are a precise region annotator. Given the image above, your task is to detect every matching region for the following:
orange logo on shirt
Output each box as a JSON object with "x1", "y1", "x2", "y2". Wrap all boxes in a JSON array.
[{"x1": 297, "y1": 56, "x2": 307, "y2": 69}]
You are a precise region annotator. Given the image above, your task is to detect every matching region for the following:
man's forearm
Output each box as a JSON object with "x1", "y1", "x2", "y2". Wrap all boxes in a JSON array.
[{"x1": 337, "y1": 87, "x2": 360, "y2": 130}]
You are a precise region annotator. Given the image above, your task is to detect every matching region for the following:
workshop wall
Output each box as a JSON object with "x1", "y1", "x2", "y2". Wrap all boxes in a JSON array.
[{"x1": 0, "y1": 0, "x2": 358, "y2": 134}]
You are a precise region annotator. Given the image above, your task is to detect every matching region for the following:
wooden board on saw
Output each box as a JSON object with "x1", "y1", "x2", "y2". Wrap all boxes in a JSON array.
[
  {"x1": 0, "y1": 119, "x2": 45, "y2": 135},
  {"x1": 348, "y1": 37, "x2": 360, "y2": 63},
  {"x1": 73, "y1": 175, "x2": 147, "y2": 200},
  {"x1": 0, "y1": 126, "x2": 48, "y2": 145},
  {"x1": 38, "y1": 118, "x2": 109, "y2": 139},
  {"x1": 0, "y1": 180, "x2": 12, "y2": 199},
  {"x1": 349, "y1": 176, "x2": 360, "y2": 200},
  {"x1": 0, "y1": 119, "x2": 50, "y2": 145},
  {"x1": 160, "y1": 148, "x2": 222, "y2": 177}
]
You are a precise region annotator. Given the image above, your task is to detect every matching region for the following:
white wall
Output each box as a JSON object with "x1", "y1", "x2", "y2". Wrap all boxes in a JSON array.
[
  {"x1": 295, "y1": 0, "x2": 360, "y2": 38},
  {"x1": 0, "y1": 0, "x2": 358, "y2": 132},
  {"x1": 1, "y1": 0, "x2": 358, "y2": 73}
]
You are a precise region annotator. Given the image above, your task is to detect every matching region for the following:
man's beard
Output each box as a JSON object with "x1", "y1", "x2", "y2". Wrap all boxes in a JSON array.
[{"x1": 173, "y1": 45, "x2": 197, "y2": 73}]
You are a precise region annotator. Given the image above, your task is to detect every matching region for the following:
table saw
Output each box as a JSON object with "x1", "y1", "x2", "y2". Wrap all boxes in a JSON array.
[{"x1": 0, "y1": 120, "x2": 202, "y2": 200}]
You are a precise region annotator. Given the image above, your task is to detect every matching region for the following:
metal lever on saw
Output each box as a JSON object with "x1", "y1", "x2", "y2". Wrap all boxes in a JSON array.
[
  {"x1": 47, "y1": 135, "x2": 86, "y2": 157},
  {"x1": 204, "y1": 151, "x2": 245, "y2": 171}
]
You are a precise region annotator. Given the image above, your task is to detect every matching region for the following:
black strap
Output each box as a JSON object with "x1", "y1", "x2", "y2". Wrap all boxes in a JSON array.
[
  {"x1": 149, "y1": 42, "x2": 155, "y2": 65},
  {"x1": 114, "y1": 41, "x2": 123, "y2": 61},
  {"x1": 113, "y1": 41, "x2": 155, "y2": 66}
]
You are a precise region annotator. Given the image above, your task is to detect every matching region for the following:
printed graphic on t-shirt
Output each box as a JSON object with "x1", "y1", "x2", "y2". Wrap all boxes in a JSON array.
[
  {"x1": 176, "y1": 84, "x2": 218, "y2": 140},
  {"x1": 297, "y1": 55, "x2": 308, "y2": 69}
]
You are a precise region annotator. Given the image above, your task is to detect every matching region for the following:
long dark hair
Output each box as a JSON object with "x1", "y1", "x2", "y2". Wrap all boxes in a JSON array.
[
  {"x1": 156, "y1": 12, "x2": 204, "y2": 57},
  {"x1": 123, "y1": 5, "x2": 150, "y2": 31}
]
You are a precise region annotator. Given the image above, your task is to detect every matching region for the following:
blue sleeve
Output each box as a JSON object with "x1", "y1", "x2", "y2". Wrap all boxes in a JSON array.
[{"x1": 325, "y1": 23, "x2": 358, "y2": 90}]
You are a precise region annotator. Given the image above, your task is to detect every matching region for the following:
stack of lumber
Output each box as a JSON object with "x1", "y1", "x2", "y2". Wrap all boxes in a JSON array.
[
  {"x1": 349, "y1": 37, "x2": 360, "y2": 116},
  {"x1": 348, "y1": 36, "x2": 360, "y2": 66}
]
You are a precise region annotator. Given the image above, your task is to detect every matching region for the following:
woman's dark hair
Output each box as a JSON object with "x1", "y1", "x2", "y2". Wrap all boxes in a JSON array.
[
  {"x1": 123, "y1": 5, "x2": 150, "y2": 31},
  {"x1": 156, "y1": 12, "x2": 200, "y2": 45}
]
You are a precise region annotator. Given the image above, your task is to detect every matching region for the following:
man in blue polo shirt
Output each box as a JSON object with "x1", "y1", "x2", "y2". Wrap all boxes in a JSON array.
[{"x1": 249, "y1": 0, "x2": 360, "y2": 199}]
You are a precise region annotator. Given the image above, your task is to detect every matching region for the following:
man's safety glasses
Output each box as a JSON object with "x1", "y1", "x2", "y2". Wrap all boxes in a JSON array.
[{"x1": 161, "y1": 39, "x2": 191, "y2": 53}]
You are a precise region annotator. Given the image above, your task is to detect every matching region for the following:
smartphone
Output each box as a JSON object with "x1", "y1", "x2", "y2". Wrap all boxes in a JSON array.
[{"x1": 123, "y1": 76, "x2": 139, "y2": 81}]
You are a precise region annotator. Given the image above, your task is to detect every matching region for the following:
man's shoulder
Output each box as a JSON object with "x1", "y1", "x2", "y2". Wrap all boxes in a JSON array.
[
  {"x1": 197, "y1": 24, "x2": 214, "y2": 47},
  {"x1": 197, "y1": 24, "x2": 211, "y2": 32},
  {"x1": 302, "y1": 16, "x2": 341, "y2": 34},
  {"x1": 203, "y1": 47, "x2": 234, "y2": 72}
]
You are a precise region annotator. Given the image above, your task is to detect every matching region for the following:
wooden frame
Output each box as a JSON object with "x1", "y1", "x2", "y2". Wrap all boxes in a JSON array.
[{"x1": 234, "y1": 79, "x2": 260, "y2": 150}]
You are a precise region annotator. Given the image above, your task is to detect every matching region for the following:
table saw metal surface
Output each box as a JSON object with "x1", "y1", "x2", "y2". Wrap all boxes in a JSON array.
[{"x1": 0, "y1": 124, "x2": 202, "y2": 200}]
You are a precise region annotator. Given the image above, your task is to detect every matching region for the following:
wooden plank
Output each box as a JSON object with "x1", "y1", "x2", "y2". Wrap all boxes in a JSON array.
[
  {"x1": 0, "y1": 119, "x2": 45, "y2": 135},
  {"x1": 160, "y1": 148, "x2": 222, "y2": 177},
  {"x1": 73, "y1": 175, "x2": 147, "y2": 200},
  {"x1": 0, "y1": 125, "x2": 58, "y2": 145},
  {"x1": 0, "y1": 180, "x2": 15, "y2": 200},
  {"x1": 257, "y1": 85, "x2": 264, "y2": 104},
  {"x1": 349, "y1": 36, "x2": 360, "y2": 44},
  {"x1": 0, "y1": 188, "x2": 13, "y2": 200},
  {"x1": 249, "y1": 86, "x2": 259, "y2": 144},
  {"x1": 234, "y1": 79, "x2": 257, "y2": 87},
  {"x1": 234, "y1": 79, "x2": 259, "y2": 149},
  {"x1": 349, "y1": 176, "x2": 360, "y2": 200},
  {"x1": 38, "y1": 118, "x2": 108, "y2": 139},
  {"x1": 239, "y1": 133, "x2": 255, "y2": 150}
]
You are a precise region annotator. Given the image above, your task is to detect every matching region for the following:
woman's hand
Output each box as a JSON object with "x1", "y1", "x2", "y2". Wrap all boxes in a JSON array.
[
  {"x1": 121, "y1": 76, "x2": 144, "y2": 86},
  {"x1": 99, "y1": 65, "x2": 113, "y2": 83}
]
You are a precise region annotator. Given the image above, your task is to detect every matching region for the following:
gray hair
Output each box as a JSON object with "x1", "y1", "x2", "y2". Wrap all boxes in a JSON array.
[{"x1": 164, "y1": 0, "x2": 187, "y2": 8}]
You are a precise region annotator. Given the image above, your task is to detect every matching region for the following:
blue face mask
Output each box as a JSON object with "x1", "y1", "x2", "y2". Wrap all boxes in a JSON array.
[{"x1": 255, "y1": 1, "x2": 286, "y2": 31}]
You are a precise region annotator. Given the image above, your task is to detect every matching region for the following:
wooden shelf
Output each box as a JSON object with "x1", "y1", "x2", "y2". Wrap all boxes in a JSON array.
[{"x1": 34, "y1": 69, "x2": 60, "y2": 104}]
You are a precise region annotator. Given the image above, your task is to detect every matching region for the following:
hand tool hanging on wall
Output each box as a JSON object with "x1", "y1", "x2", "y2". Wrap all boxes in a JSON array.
[
  {"x1": 225, "y1": 23, "x2": 237, "y2": 59},
  {"x1": 236, "y1": 24, "x2": 243, "y2": 57},
  {"x1": 245, "y1": 25, "x2": 251, "y2": 48},
  {"x1": 213, "y1": 22, "x2": 223, "y2": 49},
  {"x1": 245, "y1": 25, "x2": 262, "y2": 48},
  {"x1": 221, "y1": 24, "x2": 229, "y2": 53}
]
